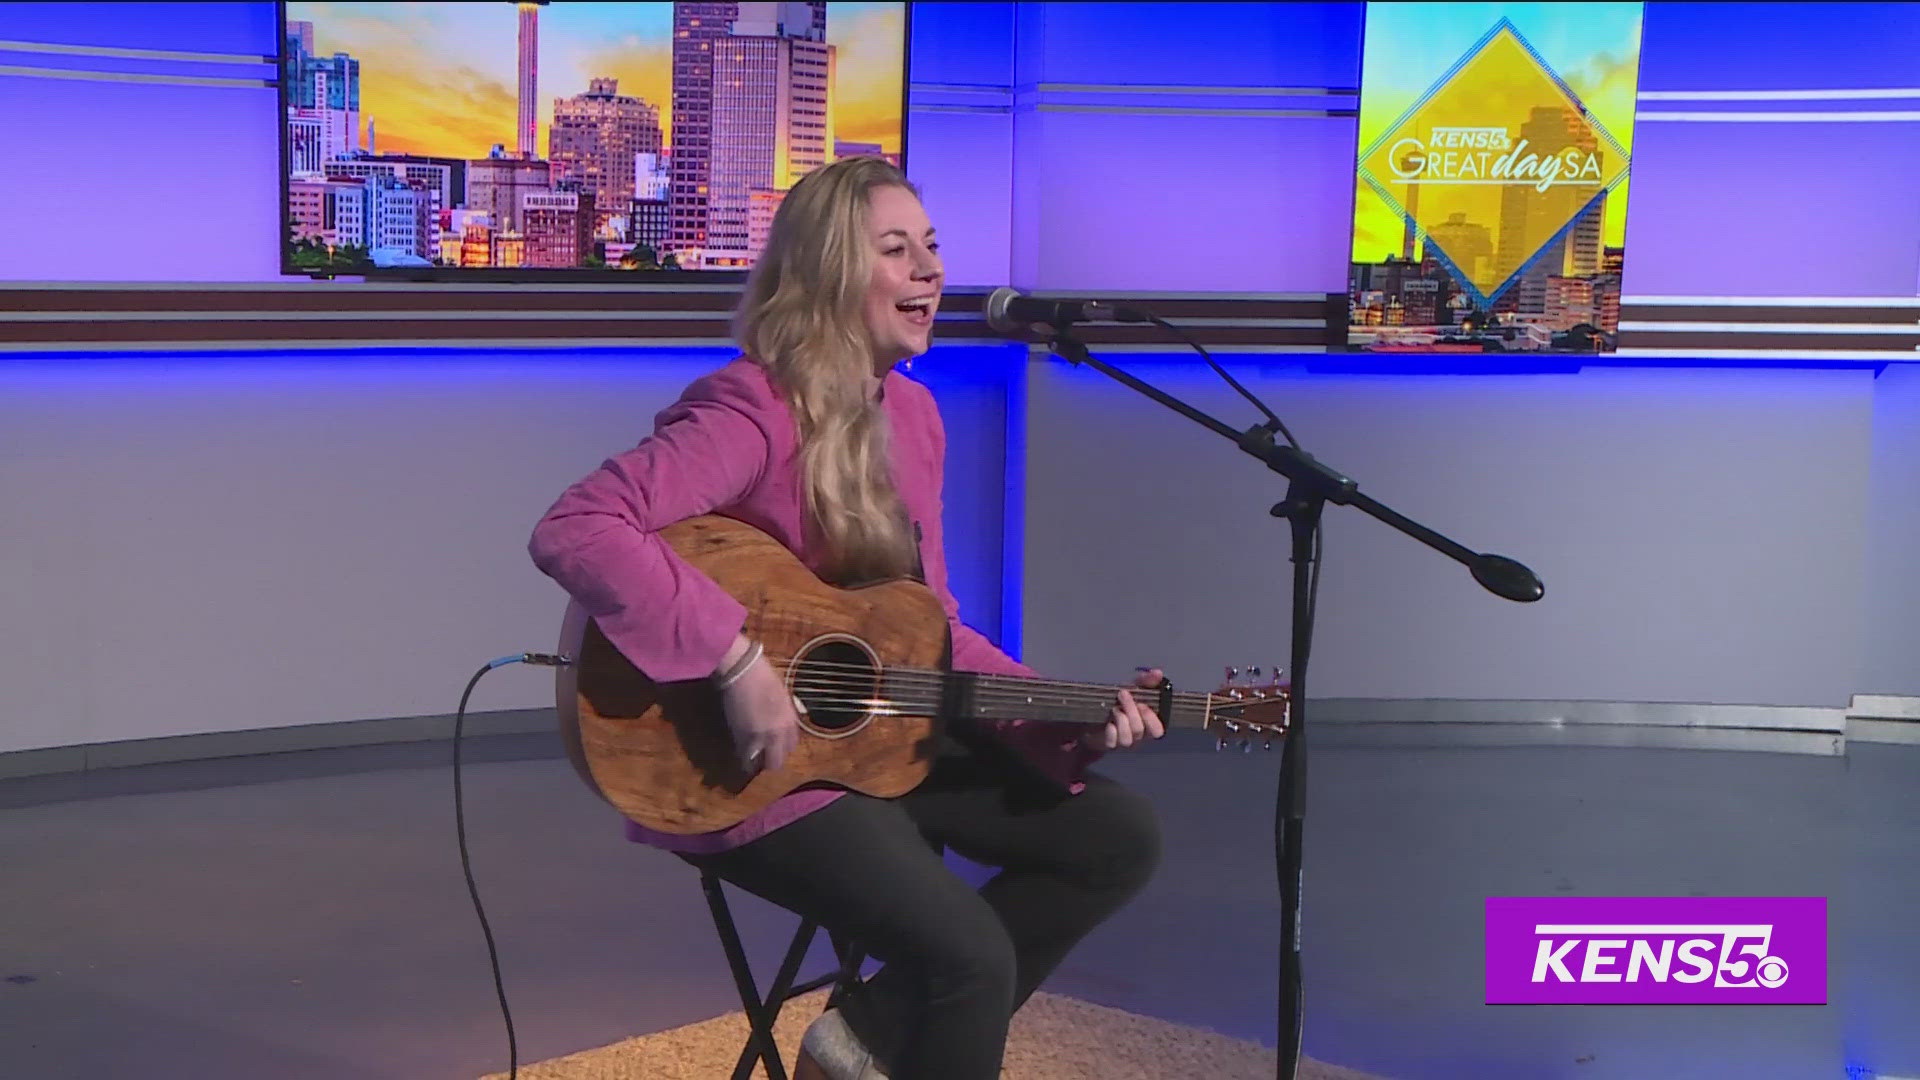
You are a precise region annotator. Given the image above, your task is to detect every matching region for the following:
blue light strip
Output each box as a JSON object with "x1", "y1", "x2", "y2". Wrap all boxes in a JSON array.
[{"x1": 999, "y1": 346, "x2": 1028, "y2": 660}]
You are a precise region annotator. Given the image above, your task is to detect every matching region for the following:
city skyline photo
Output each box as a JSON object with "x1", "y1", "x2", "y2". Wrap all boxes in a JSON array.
[{"x1": 280, "y1": 1, "x2": 908, "y2": 274}]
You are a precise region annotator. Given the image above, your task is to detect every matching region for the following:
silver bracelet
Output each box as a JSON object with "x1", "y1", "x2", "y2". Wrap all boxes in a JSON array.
[{"x1": 713, "y1": 640, "x2": 764, "y2": 691}]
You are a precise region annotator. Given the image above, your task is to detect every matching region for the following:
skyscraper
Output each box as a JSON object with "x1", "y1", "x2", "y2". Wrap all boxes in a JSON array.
[
  {"x1": 516, "y1": 2, "x2": 546, "y2": 159},
  {"x1": 1427, "y1": 211, "x2": 1494, "y2": 292},
  {"x1": 284, "y1": 21, "x2": 359, "y2": 162},
  {"x1": 670, "y1": 1, "x2": 829, "y2": 264},
  {"x1": 550, "y1": 78, "x2": 664, "y2": 232},
  {"x1": 1566, "y1": 194, "x2": 1605, "y2": 278},
  {"x1": 671, "y1": 2, "x2": 743, "y2": 259},
  {"x1": 284, "y1": 21, "x2": 359, "y2": 114},
  {"x1": 704, "y1": 2, "x2": 833, "y2": 265},
  {"x1": 1497, "y1": 105, "x2": 1600, "y2": 313}
]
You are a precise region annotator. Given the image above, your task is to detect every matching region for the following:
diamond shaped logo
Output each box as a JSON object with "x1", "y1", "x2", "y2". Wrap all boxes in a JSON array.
[{"x1": 1358, "y1": 19, "x2": 1631, "y2": 306}]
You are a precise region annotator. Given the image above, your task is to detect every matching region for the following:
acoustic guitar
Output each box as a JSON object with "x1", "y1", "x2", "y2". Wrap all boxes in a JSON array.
[{"x1": 556, "y1": 515, "x2": 1290, "y2": 834}]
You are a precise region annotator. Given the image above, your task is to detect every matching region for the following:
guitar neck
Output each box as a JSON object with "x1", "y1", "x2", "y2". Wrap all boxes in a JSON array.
[{"x1": 927, "y1": 671, "x2": 1217, "y2": 731}]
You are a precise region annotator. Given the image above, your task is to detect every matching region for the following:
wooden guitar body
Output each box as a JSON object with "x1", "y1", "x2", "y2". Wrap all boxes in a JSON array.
[{"x1": 556, "y1": 515, "x2": 950, "y2": 835}]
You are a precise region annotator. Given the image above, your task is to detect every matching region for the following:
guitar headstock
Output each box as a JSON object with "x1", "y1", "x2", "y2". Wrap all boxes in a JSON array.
[{"x1": 1205, "y1": 665, "x2": 1291, "y2": 752}]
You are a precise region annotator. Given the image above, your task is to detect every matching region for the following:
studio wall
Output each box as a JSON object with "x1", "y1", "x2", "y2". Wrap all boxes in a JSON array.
[{"x1": 3, "y1": 2, "x2": 1918, "y2": 761}]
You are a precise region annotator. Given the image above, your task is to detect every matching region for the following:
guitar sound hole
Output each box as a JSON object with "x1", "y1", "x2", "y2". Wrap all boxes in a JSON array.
[{"x1": 792, "y1": 639, "x2": 879, "y2": 734}]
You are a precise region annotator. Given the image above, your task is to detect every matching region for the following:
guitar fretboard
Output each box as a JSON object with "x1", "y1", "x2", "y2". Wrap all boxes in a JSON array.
[
  {"x1": 776, "y1": 660, "x2": 1287, "y2": 732},
  {"x1": 957, "y1": 672, "x2": 1219, "y2": 730}
]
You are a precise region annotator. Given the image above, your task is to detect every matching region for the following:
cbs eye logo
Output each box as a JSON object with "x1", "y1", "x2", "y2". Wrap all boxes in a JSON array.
[
  {"x1": 1724, "y1": 952, "x2": 1790, "y2": 989},
  {"x1": 1755, "y1": 955, "x2": 1790, "y2": 989}
]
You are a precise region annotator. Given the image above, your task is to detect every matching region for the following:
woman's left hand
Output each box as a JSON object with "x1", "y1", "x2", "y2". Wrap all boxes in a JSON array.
[{"x1": 1086, "y1": 667, "x2": 1168, "y2": 751}]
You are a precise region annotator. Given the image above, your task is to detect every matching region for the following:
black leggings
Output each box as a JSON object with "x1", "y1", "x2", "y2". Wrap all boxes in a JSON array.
[{"x1": 684, "y1": 747, "x2": 1161, "y2": 1079}]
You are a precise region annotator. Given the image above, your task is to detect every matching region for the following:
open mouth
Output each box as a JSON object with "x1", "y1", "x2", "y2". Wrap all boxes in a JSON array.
[{"x1": 894, "y1": 296, "x2": 937, "y2": 326}]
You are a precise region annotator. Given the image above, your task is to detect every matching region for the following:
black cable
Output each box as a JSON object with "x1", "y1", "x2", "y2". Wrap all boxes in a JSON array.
[
  {"x1": 1306, "y1": 522, "x2": 1323, "y2": 670},
  {"x1": 1126, "y1": 305, "x2": 1322, "y2": 676},
  {"x1": 1122, "y1": 304, "x2": 1319, "y2": 672},
  {"x1": 454, "y1": 651, "x2": 571, "y2": 1080},
  {"x1": 1137, "y1": 312, "x2": 1301, "y2": 449}
]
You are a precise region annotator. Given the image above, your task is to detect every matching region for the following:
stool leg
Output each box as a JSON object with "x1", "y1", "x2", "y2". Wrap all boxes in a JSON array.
[
  {"x1": 702, "y1": 874, "x2": 791, "y2": 1080},
  {"x1": 732, "y1": 912, "x2": 820, "y2": 1080}
]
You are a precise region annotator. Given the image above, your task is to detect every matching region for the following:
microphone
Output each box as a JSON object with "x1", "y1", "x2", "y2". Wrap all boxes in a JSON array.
[{"x1": 983, "y1": 287, "x2": 1147, "y2": 332}]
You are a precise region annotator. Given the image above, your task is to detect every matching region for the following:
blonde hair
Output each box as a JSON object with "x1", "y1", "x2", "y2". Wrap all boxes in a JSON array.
[{"x1": 733, "y1": 156, "x2": 920, "y2": 585}]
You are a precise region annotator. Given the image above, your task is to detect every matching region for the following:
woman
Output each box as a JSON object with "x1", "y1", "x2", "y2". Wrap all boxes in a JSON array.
[{"x1": 529, "y1": 156, "x2": 1164, "y2": 1080}]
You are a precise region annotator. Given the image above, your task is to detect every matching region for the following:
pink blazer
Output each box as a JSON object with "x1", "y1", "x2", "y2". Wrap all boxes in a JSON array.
[{"x1": 529, "y1": 357, "x2": 1101, "y2": 852}]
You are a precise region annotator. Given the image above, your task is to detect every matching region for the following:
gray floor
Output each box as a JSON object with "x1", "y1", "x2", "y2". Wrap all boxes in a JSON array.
[{"x1": 2, "y1": 727, "x2": 1915, "y2": 1080}]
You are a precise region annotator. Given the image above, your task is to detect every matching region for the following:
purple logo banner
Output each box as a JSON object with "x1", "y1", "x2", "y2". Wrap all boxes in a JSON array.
[{"x1": 1485, "y1": 897, "x2": 1827, "y2": 1004}]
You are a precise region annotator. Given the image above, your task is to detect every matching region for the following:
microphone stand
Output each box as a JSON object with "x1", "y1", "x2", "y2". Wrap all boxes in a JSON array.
[{"x1": 1035, "y1": 324, "x2": 1542, "y2": 1080}]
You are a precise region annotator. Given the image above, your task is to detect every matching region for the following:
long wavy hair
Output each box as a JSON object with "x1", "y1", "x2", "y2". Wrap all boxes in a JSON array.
[{"x1": 733, "y1": 156, "x2": 920, "y2": 584}]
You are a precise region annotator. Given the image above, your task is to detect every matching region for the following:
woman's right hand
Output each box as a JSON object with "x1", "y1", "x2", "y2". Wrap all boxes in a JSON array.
[{"x1": 718, "y1": 645, "x2": 802, "y2": 774}]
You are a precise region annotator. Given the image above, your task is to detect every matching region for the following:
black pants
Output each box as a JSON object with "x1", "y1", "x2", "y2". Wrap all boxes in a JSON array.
[{"x1": 684, "y1": 746, "x2": 1161, "y2": 1079}]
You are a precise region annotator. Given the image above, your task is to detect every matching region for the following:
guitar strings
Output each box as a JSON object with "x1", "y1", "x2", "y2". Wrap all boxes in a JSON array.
[
  {"x1": 690, "y1": 670, "x2": 1273, "y2": 725},
  {"x1": 774, "y1": 668, "x2": 1219, "y2": 703},
  {"x1": 787, "y1": 672, "x2": 1235, "y2": 709},
  {"x1": 750, "y1": 688, "x2": 1270, "y2": 726},
  {"x1": 782, "y1": 674, "x2": 1239, "y2": 715},
  {"x1": 659, "y1": 653, "x2": 1283, "y2": 721},
  {"x1": 767, "y1": 676, "x2": 1268, "y2": 722},
  {"x1": 763, "y1": 655, "x2": 1287, "y2": 701},
  {"x1": 777, "y1": 672, "x2": 1225, "y2": 713},
  {"x1": 764, "y1": 656, "x2": 1238, "y2": 701}
]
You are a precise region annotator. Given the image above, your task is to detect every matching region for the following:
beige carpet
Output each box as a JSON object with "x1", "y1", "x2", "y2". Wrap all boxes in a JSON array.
[{"x1": 482, "y1": 989, "x2": 1389, "y2": 1080}]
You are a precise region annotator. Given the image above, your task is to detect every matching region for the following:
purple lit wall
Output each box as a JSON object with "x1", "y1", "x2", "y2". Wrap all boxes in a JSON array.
[
  {"x1": 1, "y1": 56, "x2": 283, "y2": 282},
  {"x1": 1625, "y1": 3, "x2": 1920, "y2": 297},
  {"x1": 1009, "y1": 2, "x2": 1363, "y2": 293},
  {"x1": 899, "y1": 1, "x2": 1016, "y2": 288},
  {"x1": 1626, "y1": 121, "x2": 1920, "y2": 298}
]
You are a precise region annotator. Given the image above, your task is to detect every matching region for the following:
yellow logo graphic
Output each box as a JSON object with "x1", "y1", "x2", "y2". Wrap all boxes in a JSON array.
[{"x1": 1358, "y1": 21, "x2": 1630, "y2": 303}]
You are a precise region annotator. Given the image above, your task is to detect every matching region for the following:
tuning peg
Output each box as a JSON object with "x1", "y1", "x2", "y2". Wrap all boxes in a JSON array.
[
  {"x1": 1215, "y1": 736, "x2": 1229, "y2": 752},
  {"x1": 1240, "y1": 737, "x2": 1253, "y2": 753},
  {"x1": 1223, "y1": 665, "x2": 1239, "y2": 683},
  {"x1": 1248, "y1": 666, "x2": 1263, "y2": 680}
]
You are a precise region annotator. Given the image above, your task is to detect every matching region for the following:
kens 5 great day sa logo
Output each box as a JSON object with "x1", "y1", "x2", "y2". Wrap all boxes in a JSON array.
[
  {"x1": 1485, "y1": 897, "x2": 1828, "y2": 1005},
  {"x1": 1348, "y1": 5, "x2": 1643, "y2": 354},
  {"x1": 1357, "y1": 18, "x2": 1632, "y2": 309}
]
